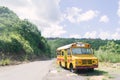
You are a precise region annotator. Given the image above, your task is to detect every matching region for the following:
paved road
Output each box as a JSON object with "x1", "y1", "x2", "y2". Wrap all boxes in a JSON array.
[{"x1": 0, "y1": 60, "x2": 53, "y2": 80}]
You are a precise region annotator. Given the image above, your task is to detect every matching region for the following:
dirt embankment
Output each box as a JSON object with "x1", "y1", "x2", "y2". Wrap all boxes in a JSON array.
[{"x1": 44, "y1": 61, "x2": 120, "y2": 80}]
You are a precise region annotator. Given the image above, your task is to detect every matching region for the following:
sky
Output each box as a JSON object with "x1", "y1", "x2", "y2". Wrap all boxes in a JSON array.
[{"x1": 0, "y1": 0, "x2": 120, "y2": 40}]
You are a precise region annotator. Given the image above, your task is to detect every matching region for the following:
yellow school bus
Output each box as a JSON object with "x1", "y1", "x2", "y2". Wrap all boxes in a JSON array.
[{"x1": 56, "y1": 42, "x2": 98, "y2": 72}]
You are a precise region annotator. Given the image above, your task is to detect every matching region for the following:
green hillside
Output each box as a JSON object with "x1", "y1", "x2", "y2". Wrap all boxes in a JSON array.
[{"x1": 0, "y1": 6, "x2": 51, "y2": 62}]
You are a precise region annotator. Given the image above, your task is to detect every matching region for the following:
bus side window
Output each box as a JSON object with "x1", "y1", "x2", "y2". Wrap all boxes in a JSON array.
[
  {"x1": 57, "y1": 51, "x2": 61, "y2": 55},
  {"x1": 68, "y1": 48, "x2": 71, "y2": 55}
]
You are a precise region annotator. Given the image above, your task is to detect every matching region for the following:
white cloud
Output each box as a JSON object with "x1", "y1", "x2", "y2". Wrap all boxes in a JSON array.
[
  {"x1": 69, "y1": 34, "x2": 81, "y2": 38},
  {"x1": 84, "y1": 31, "x2": 97, "y2": 38},
  {"x1": 117, "y1": 0, "x2": 120, "y2": 17},
  {"x1": 77, "y1": 10, "x2": 98, "y2": 22},
  {"x1": 0, "y1": 0, "x2": 62, "y2": 22},
  {"x1": 112, "y1": 32, "x2": 120, "y2": 40},
  {"x1": 99, "y1": 15, "x2": 109, "y2": 23},
  {"x1": 0, "y1": 0, "x2": 66, "y2": 37},
  {"x1": 98, "y1": 32, "x2": 110, "y2": 40},
  {"x1": 42, "y1": 23, "x2": 66, "y2": 37},
  {"x1": 0, "y1": 0, "x2": 37, "y2": 20},
  {"x1": 65, "y1": 7, "x2": 82, "y2": 23},
  {"x1": 98, "y1": 29, "x2": 120, "y2": 40},
  {"x1": 65, "y1": 7, "x2": 98, "y2": 23},
  {"x1": 111, "y1": 28, "x2": 120, "y2": 40},
  {"x1": 82, "y1": 30, "x2": 120, "y2": 40},
  {"x1": 116, "y1": 28, "x2": 120, "y2": 32}
]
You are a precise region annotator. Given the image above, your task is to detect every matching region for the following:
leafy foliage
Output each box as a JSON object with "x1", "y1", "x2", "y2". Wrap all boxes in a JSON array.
[
  {"x1": 95, "y1": 41, "x2": 120, "y2": 63},
  {"x1": 0, "y1": 6, "x2": 51, "y2": 60},
  {"x1": 100, "y1": 41, "x2": 120, "y2": 53}
]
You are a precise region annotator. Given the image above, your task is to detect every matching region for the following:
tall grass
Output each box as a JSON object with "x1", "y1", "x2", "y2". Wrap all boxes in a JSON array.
[
  {"x1": 95, "y1": 50, "x2": 120, "y2": 63},
  {"x1": 0, "y1": 58, "x2": 11, "y2": 66}
]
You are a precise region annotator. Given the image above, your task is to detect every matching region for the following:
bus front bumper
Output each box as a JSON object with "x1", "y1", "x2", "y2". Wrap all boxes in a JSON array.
[{"x1": 75, "y1": 65, "x2": 98, "y2": 69}]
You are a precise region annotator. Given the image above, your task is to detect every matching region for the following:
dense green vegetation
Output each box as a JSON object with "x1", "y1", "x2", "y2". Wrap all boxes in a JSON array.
[
  {"x1": 95, "y1": 41, "x2": 120, "y2": 63},
  {"x1": 0, "y1": 6, "x2": 51, "y2": 63},
  {"x1": 48, "y1": 38, "x2": 120, "y2": 63}
]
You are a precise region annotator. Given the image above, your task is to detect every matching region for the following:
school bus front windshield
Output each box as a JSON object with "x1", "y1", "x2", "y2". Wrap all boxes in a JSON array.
[{"x1": 72, "y1": 48, "x2": 92, "y2": 54}]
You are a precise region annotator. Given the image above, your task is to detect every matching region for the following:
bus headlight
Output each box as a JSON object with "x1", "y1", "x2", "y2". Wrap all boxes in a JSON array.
[
  {"x1": 92, "y1": 59, "x2": 98, "y2": 64},
  {"x1": 76, "y1": 60, "x2": 82, "y2": 65},
  {"x1": 76, "y1": 61, "x2": 79, "y2": 64}
]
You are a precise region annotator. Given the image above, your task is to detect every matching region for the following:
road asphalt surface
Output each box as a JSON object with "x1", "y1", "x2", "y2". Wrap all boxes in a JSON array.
[{"x1": 0, "y1": 60, "x2": 53, "y2": 80}]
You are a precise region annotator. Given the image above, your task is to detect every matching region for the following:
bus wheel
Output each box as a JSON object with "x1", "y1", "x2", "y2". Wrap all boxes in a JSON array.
[
  {"x1": 65, "y1": 62, "x2": 67, "y2": 69},
  {"x1": 59, "y1": 62, "x2": 62, "y2": 67},
  {"x1": 88, "y1": 68, "x2": 94, "y2": 71},
  {"x1": 70, "y1": 64, "x2": 74, "y2": 72}
]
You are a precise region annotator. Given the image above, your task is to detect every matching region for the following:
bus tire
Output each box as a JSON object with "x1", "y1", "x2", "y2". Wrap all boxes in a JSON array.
[
  {"x1": 59, "y1": 62, "x2": 62, "y2": 67},
  {"x1": 69, "y1": 64, "x2": 74, "y2": 72},
  {"x1": 65, "y1": 62, "x2": 67, "y2": 69},
  {"x1": 88, "y1": 68, "x2": 94, "y2": 71}
]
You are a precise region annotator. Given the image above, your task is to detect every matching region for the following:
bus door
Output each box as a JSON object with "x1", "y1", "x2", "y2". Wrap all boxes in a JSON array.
[
  {"x1": 61, "y1": 50, "x2": 67, "y2": 67},
  {"x1": 67, "y1": 48, "x2": 72, "y2": 63},
  {"x1": 64, "y1": 49, "x2": 67, "y2": 62}
]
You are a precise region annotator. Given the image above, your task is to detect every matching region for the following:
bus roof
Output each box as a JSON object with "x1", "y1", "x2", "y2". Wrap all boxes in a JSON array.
[
  {"x1": 57, "y1": 43, "x2": 74, "y2": 51},
  {"x1": 56, "y1": 42, "x2": 89, "y2": 51}
]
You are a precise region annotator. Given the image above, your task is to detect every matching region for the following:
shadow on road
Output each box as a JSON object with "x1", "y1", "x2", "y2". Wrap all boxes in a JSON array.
[
  {"x1": 76, "y1": 69, "x2": 108, "y2": 76},
  {"x1": 62, "y1": 67, "x2": 108, "y2": 76}
]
